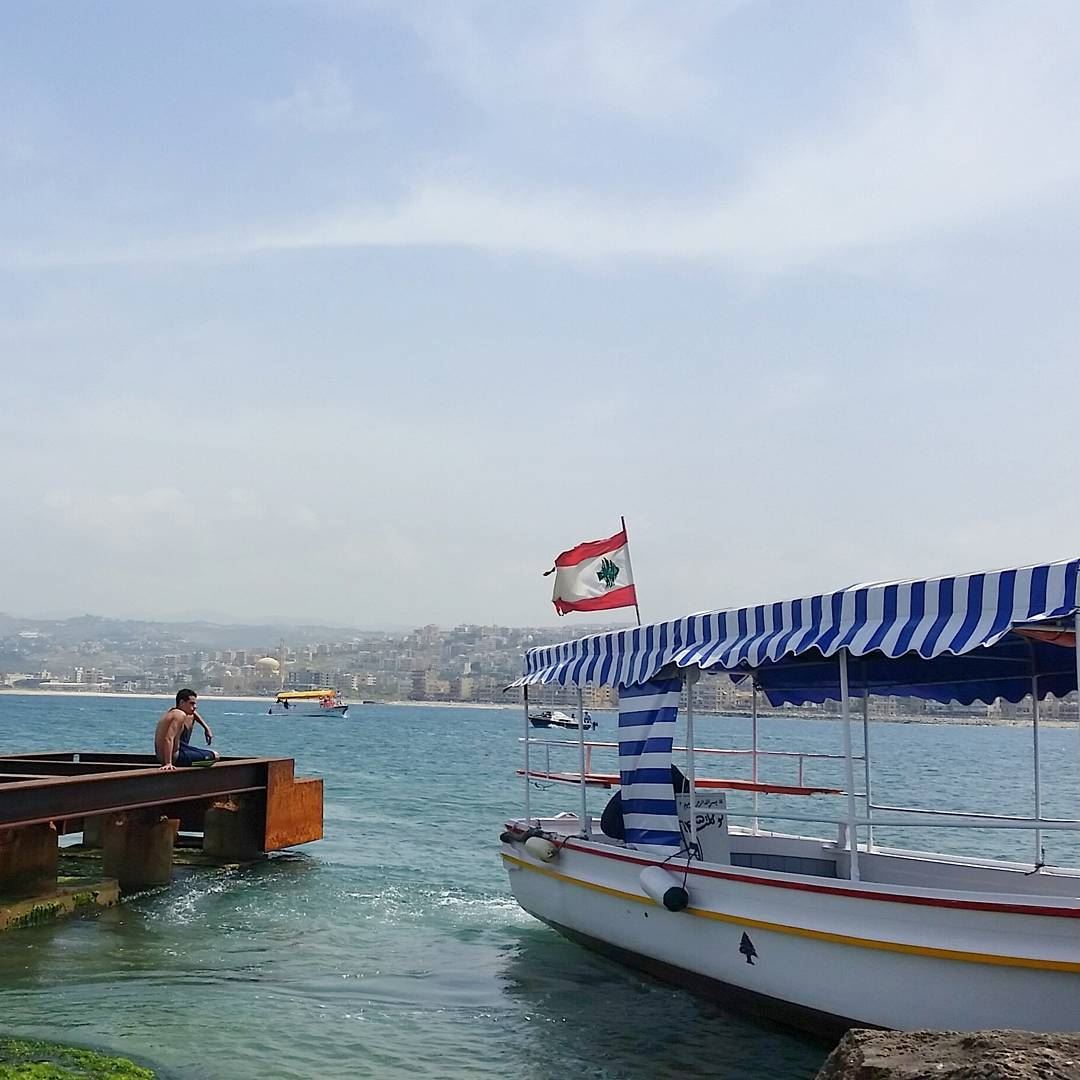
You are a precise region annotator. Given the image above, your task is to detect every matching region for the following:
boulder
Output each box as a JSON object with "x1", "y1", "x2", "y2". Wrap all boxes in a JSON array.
[{"x1": 816, "y1": 1029, "x2": 1080, "y2": 1080}]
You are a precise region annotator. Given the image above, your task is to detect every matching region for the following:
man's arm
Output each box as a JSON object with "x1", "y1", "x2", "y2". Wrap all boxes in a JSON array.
[
  {"x1": 193, "y1": 709, "x2": 213, "y2": 745},
  {"x1": 158, "y1": 712, "x2": 184, "y2": 771}
]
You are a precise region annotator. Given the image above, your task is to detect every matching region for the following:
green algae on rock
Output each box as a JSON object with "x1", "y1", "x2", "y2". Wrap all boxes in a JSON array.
[{"x1": 0, "y1": 1038, "x2": 155, "y2": 1079}]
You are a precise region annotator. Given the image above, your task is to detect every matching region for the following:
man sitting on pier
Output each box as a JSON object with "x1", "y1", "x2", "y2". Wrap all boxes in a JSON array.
[{"x1": 155, "y1": 689, "x2": 220, "y2": 771}]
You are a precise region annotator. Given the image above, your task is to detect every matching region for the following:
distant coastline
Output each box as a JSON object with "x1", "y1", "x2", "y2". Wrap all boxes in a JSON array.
[
  {"x1": 0, "y1": 687, "x2": 1070, "y2": 726},
  {"x1": 0, "y1": 688, "x2": 269, "y2": 703},
  {"x1": 0, "y1": 688, "x2": 514, "y2": 711}
]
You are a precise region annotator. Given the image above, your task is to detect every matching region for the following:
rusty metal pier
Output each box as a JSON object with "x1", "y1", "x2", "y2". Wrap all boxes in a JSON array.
[{"x1": 0, "y1": 751, "x2": 323, "y2": 928}]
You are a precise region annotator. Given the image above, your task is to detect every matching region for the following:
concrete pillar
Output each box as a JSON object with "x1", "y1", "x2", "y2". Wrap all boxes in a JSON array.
[
  {"x1": 0, "y1": 824, "x2": 59, "y2": 898},
  {"x1": 203, "y1": 797, "x2": 264, "y2": 862},
  {"x1": 101, "y1": 813, "x2": 178, "y2": 892}
]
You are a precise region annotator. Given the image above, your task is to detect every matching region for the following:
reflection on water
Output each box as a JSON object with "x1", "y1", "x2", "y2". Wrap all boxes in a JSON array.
[
  {"x1": 4, "y1": 696, "x2": 1066, "y2": 1077},
  {"x1": 498, "y1": 928, "x2": 824, "y2": 1080}
]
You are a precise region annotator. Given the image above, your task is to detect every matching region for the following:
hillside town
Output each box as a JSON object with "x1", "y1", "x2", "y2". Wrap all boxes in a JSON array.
[{"x1": 0, "y1": 613, "x2": 1076, "y2": 722}]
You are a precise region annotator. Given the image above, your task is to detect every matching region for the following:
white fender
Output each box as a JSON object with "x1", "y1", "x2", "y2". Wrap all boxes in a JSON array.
[
  {"x1": 639, "y1": 866, "x2": 689, "y2": 911},
  {"x1": 524, "y1": 836, "x2": 559, "y2": 862}
]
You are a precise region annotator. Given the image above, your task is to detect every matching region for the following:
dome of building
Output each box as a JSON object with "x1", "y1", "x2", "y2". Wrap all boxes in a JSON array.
[{"x1": 256, "y1": 657, "x2": 281, "y2": 673}]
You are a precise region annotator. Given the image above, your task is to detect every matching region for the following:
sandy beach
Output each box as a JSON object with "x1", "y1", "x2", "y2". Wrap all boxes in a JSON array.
[{"x1": 0, "y1": 689, "x2": 270, "y2": 703}]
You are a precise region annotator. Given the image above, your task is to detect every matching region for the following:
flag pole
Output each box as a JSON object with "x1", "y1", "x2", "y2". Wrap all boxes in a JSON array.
[{"x1": 621, "y1": 515, "x2": 642, "y2": 627}]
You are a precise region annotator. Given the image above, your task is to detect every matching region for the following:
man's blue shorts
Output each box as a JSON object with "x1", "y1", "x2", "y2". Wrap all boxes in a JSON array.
[{"x1": 177, "y1": 743, "x2": 216, "y2": 766}]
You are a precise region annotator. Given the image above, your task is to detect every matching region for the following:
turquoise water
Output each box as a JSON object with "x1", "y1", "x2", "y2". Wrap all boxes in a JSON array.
[{"x1": 1, "y1": 695, "x2": 1077, "y2": 1079}]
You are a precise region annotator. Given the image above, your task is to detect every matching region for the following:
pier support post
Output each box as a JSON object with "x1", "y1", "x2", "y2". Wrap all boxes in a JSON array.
[
  {"x1": 0, "y1": 824, "x2": 58, "y2": 897},
  {"x1": 203, "y1": 797, "x2": 264, "y2": 862},
  {"x1": 101, "y1": 812, "x2": 178, "y2": 892},
  {"x1": 81, "y1": 815, "x2": 104, "y2": 849}
]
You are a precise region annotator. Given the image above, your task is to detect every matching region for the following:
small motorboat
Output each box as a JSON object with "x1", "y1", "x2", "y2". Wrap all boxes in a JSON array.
[
  {"x1": 268, "y1": 690, "x2": 349, "y2": 718},
  {"x1": 528, "y1": 709, "x2": 596, "y2": 731}
]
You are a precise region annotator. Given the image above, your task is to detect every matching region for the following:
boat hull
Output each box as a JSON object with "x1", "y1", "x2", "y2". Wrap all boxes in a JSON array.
[
  {"x1": 502, "y1": 831, "x2": 1080, "y2": 1033},
  {"x1": 268, "y1": 704, "x2": 349, "y2": 718},
  {"x1": 538, "y1": 915, "x2": 854, "y2": 1041},
  {"x1": 528, "y1": 718, "x2": 595, "y2": 731}
]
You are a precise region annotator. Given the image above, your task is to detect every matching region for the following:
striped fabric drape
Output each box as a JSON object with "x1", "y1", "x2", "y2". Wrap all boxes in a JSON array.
[
  {"x1": 618, "y1": 677, "x2": 683, "y2": 856},
  {"x1": 513, "y1": 558, "x2": 1080, "y2": 703}
]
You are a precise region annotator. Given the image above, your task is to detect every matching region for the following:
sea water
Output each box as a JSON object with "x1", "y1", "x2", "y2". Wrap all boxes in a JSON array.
[{"x1": 0, "y1": 694, "x2": 1077, "y2": 1079}]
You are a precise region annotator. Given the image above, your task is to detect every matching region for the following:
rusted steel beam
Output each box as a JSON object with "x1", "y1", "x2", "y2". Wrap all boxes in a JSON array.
[
  {"x1": 10, "y1": 753, "x2": 245, "y2": 766},
  {"x1": 264, "y1": 760, "x2": 323, "y2": 850},
  {"x1": 0, "y1": 755, "x2": 249, "y2": 773},
  {"x1": 0, "y1": 752, "x2": 80, "y2": 760},
  {"x1": 0, "y1": 760, "x2": 155, "y2": 776},
  {"x1": 0, "y1": 760, "x2": 271, "y2": 830},
  {"x1": 4, "y1": 752, "x2": 173, "y2": 766},
  {"x1": 64, "y1": 752, "x2": 164, "y2": 764}
]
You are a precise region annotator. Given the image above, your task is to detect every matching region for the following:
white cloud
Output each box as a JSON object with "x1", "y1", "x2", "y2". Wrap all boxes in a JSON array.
[
  {"x1": 5, "y1": 5, "x2": 1080, "y2": 276},
  {"x1": 256, "y1": 65, "x2": 378, "y2": 132},
  {"x1": 272, "y1": 4, "x2": 1080, "y2": 270},
  {"x1": 390, "y1": 0, "x2": 741, "y2": 122}
]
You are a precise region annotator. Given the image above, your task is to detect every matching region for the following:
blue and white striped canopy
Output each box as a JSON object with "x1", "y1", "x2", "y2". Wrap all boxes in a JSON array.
[{"x1": 515, "y1": 558, "x2": 1080, "y2": 706}]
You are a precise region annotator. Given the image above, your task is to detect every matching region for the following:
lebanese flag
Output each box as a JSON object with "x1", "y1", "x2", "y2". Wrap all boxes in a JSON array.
[{"x1": 547, "y1": 527, "x2": 637, "y2": 616}]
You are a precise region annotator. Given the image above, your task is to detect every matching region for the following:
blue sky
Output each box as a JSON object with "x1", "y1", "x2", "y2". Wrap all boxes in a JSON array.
[{"x1": 3, "y1": 1, "x2": 1079, "y2": 627}]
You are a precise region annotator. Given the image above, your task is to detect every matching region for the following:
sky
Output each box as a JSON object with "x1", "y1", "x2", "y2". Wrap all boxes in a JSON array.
[{"x1": 2, "y1": 1, "x2": 1079, "y2": 629}]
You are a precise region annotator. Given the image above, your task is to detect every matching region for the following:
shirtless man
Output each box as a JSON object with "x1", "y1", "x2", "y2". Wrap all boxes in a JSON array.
[{"x1": 155, "y1": 688, "x2": 220, "y2": 771}]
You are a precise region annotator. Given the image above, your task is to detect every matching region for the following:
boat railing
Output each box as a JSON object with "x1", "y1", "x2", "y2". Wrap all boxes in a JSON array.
[
  {"x1": 867, "y1": 802, "x2": 1075, "y2": 822},
  {"x1": 725, "y1": 807, "x2": 1080, "y2": 838},
  {"x1": 522, "y1": 736, "x2": 1080, "y2": 862},
  {"x1": 521, "y1": 737, "x2": 862, "y2": 787},
  {"x1": 707, "y1": 801, "x2": 1080, "y2": 869}
]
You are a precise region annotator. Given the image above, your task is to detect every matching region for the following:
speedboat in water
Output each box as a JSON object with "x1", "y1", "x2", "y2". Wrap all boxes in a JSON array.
[
  {"x1": 529, "y1": 709, "x2": 596, "y2": 731},
  {"x1": 500, "y1": 556, "x2": 1080, "y2": 1034},
  {"x1": 268, "y1": 690, "x2": 349, "y2": 718}
]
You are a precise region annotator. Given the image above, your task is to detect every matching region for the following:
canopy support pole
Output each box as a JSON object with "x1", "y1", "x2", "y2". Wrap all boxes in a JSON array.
[
  {"x1": 1075, "y1": 612, "x2": 1080, "y2": 756},
  {"x1": 751, "y1": 677, "x2": 760, "y2": 835},
  {"x1": 576, "y1": 687, "x2": 590, "y2": 837},
  {"x1": 522, "y1": 686, "x2": 532, "y2": 826},
  {"x1": 1032, "y1": 674, "x2": 1043, "y2": 869},
  {"x1": 862, "y1": 688, "x2": 873, "y2": 852},
  {"x1": 839, "y1": 650, "x2": 860, "y2": 882},
  {"x1": 686, "y1": 676, "x2": 699, "y2": 858}
]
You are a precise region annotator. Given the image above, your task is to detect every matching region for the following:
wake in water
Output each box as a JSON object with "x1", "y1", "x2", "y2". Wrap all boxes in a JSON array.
[{"x1": 342, "y1": 881, "x2": 528, "y2": 930}]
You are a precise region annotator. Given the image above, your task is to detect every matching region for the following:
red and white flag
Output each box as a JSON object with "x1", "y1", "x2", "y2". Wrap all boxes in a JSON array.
[{"x1": 545, "y1": 526, "x2": 638, "y2": 616}]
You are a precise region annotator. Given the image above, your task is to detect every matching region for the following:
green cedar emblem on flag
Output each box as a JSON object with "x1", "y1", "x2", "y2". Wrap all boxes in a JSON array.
[{"x1": 596, "y1": 557, "x2": 620, "y2": 590}]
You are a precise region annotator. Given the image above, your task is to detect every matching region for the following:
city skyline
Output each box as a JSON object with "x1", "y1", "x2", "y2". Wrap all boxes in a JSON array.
[
  {"x1": 5, "y1": 610, "x2": 1068, "y2": 723},
  {"x1": 4, "y1": 3, "x2": 1079, "y2": 627}
]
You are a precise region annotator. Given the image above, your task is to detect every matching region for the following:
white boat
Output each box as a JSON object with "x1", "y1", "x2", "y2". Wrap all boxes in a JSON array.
[
  {"x1": 500, "y1": 556, "x2": 1080, "y2": 1034},
  {"x1": 268, "y1": 690, "x2": 349, "y2": 718},
  {"x1": 529, "y1": 709, "x2": 596, "y2": 730}
]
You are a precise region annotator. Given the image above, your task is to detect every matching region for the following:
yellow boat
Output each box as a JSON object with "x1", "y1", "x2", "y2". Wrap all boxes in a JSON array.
[{"x1": 268, "y1": 689, "x2": 349, "y2": 718}]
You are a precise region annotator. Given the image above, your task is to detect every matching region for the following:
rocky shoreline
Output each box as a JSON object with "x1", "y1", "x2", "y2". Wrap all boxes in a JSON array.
[{"x1": 816, "y1": 1030, "x2": 1080, "y2": 1080}]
